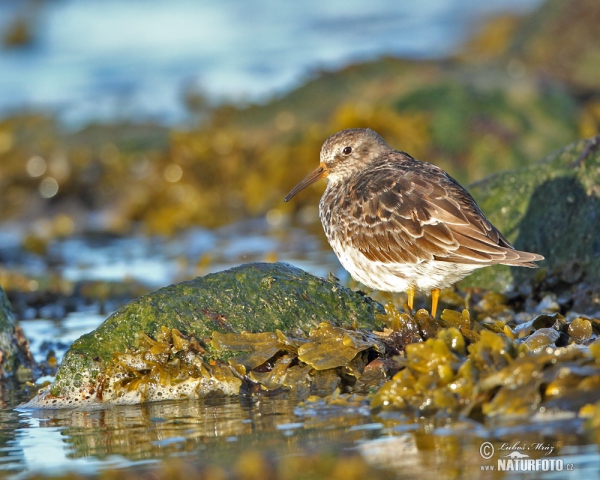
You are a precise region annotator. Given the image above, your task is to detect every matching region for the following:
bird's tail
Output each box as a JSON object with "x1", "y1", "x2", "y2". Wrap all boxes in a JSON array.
[{"x1": 500, "y1": 249, "x2": 544, "y2": 268}]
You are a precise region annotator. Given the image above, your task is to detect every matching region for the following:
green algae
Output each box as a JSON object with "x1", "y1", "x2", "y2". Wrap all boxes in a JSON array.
[
  {"x1": 49, "y1": 262, "x2": 383, "y2": 398},
  {"x1": 462, "y1": 136, "x2": 600, "y2": 291}
]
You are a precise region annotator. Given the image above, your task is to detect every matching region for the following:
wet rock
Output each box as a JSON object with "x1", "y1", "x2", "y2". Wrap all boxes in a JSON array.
[
  {"x1": 571, "y1": 283, "x2": 600, "y2": 315},
  {"x1": 371, "y1": 319, "x2": 600, "y2": 420},
  {"x1": 523, "y1": 328, "x2": 561, "y2": 350},
  {"x1": 0, "y1": 285, "x2": 35, "y2": 378},
  {"x1": 568, "y1": 317, "x2": 593, "y2": 343},
  {"x1": 535, "y1": 293, "x2": 561, "y2": 314},
  {"x1": 23, "y1": 262, "x2": 384, "y2": 408},
  {"x1": 462, "y1": 136, "x2": 600, "y2": 297}
]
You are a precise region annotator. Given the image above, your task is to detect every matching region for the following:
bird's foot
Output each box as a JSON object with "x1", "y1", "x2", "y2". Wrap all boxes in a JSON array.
[
  {"x1": 404, "y1": 285, "x2": 415, "y2": 316},
  {"x1": 431, "y1": 288, "x2": 441, "y2": 319}
]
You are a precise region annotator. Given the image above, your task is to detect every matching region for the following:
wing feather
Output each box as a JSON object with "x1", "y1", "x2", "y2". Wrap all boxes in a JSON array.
[{"x1": 324, "y1": 159, "x2": 543, "y2": 268}]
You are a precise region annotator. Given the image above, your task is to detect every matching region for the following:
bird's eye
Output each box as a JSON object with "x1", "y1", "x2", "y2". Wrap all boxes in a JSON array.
[{"x1": 342, "y1": 146, "x2": 352, "y2": 155}]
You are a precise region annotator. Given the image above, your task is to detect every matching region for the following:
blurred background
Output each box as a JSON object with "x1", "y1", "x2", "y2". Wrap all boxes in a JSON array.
[
  {"x1": 1, "y1": 1, "x2": 600, "y2": 476},
  {"x1": 0, "y1": 0, "x2": 543, "y2": 125},
  {"x1": 0, "y1": 0, "x2": 599, "y2": 315}
]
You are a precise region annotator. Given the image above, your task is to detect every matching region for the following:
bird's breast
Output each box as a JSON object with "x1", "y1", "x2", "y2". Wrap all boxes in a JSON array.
[{"x1": 319, "y1": 183, "x2": 350, "y2": 242}]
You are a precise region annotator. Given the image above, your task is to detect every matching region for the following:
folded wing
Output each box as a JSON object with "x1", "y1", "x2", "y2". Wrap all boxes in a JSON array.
[{"x1": 340, "y1": 162, "x2": 544, "y2": 268}]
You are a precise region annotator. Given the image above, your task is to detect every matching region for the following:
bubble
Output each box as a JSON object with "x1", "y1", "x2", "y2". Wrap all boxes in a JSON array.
[
  {"x1": 54, "y1": 214, "x2": 75, "y2": 236},
  {"x1": 164, "y1": 163, "x2": 183, "y2": 183},
  {"x1": 266, "y1": 209, "x2": 283, "y2": 226},
  {"x1": 39, "y1": 177, "x2": 59, "y2": 198},
  {"x1": 27, "y1": 156, "x2": 47, "y2": 177}
]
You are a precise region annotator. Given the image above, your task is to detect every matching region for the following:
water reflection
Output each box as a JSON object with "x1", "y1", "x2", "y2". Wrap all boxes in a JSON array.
[
  {"x1": 9, "y1": 396, "x2": 377, "y2": 475},
  {"x1": 4, "y1": 395, "x2": 598, "y2": 478}
]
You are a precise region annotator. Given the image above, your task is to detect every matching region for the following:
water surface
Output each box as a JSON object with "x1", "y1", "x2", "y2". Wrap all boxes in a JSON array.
[{"x1": 0, "y1": 0, "x2": 543, "y2": 125}]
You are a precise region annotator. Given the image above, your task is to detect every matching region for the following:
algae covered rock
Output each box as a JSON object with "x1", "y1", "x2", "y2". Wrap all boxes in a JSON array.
[
  {"x1": 25, "y1": 262, "x2": 384, "y2": 408},
  {"x1": 0, "y1": 285, "x2": 34, "y2": 378},
  {"x1": 461, "y1": 136, "x2": 600, "y2": 292},
  {"x1": 371, "y1": 312, "x2": 600, "y2": 420},
  {"x1": 0, "y1": 286, "x2": 16, "y2": 375}
]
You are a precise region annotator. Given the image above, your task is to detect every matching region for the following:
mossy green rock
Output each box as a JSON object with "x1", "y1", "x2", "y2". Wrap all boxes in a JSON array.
[
  {"x1": 0, "y1": 285, "x2": 18, "y2": 376},
  {"x1": 51, "y1": 262, "x2": 384, "y2": 396},
  {"x1": 461, "y1": 136, "x2": 600, "y2": 291}
]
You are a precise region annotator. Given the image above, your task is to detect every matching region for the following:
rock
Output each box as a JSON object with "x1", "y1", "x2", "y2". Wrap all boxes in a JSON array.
[
  {"x1": 24, "y1": 262, "x2": 384, "y2": 408},
  {"x1": 0, "y1": 285, "x2": 35, "y2": 378},
  {"x1": 460, "y1": 136, "x2": 600, "y2": 292}
]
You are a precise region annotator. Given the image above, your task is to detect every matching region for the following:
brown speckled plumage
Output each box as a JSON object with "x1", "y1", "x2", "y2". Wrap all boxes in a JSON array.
[{"x1": 285, "y1": 128, "x2": 544, "y2": 312}]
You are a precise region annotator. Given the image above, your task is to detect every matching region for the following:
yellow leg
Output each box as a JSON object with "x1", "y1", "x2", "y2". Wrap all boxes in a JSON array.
[
  {"x1": 406, "y1": 285, "x2": 415, "y2": 313},
  {"x1": 431, "y1": 288, "x2": 441, "y2": 318}
]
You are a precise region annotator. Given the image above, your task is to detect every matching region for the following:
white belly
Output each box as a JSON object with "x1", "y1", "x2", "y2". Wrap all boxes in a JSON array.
[{"x1": 329, "y1": 239, "x2": 479, "y2": 293}]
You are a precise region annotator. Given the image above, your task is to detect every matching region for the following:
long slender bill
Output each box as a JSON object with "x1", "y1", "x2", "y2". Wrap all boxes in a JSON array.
[{"x1": 284, "y1": 163, "x2": 328, "y2": 202}]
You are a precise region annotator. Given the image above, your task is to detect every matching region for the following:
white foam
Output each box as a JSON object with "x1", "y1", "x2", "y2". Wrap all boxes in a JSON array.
[{"x1": 20, "y1": 369, "x2": 242, "y2": 410}]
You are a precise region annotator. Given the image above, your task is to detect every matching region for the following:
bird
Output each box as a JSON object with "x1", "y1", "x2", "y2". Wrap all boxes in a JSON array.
[{"x1": 284, "y1": 128, "x2": 544, "y2": 318}]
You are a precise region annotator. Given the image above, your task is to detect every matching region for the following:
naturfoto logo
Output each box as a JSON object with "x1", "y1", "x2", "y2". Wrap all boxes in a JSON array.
[{"x1": 479, "y1": 441, "x2": 575, "y2": 473}]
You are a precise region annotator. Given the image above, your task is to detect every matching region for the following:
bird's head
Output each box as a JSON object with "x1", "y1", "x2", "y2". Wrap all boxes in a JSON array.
[{"x1": 284, "y1": 128, "x2": 390, "y2": 202}]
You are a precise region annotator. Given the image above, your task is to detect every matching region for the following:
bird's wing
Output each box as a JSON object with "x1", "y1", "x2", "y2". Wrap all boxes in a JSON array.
[{"x1": 340, "y1": 162, "x2": 542, "y2": 266}]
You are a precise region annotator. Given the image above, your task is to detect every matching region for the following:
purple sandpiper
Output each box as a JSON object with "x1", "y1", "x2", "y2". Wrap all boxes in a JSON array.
[{"x1": 285, "y1": 128, "x2": 544, "y2": 317}]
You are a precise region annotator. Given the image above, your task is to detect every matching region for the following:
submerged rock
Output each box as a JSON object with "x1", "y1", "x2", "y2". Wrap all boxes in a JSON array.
[{"x1": 24, "y1": 262, "x2": 384, "y2": 408}]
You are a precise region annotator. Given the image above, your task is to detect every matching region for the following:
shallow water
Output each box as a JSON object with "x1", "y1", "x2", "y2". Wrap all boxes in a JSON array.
[{"x1": 3, "y1": 396, "x2": 600, "y2": 478}]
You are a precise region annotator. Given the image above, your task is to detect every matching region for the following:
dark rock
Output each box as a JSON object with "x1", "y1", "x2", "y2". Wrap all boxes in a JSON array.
[
  {"x1": 0, "y1": 285, "x2": 35, "y2": 378},
  {"x1": 461, "y1": 136, "x2": 600, "y2": 293}
]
